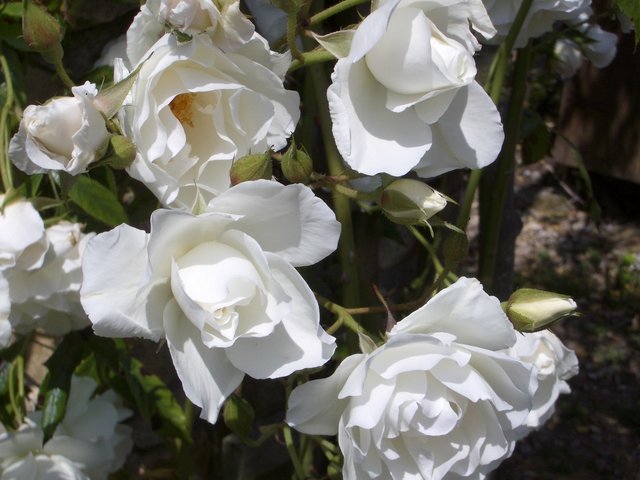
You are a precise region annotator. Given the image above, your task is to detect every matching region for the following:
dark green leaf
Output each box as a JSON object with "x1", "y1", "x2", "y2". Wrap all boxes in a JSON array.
[
  {"x1": 120, "y1": 356, "x2": 191, "y2": 442},
  {"x1": 68, "y1": 175, "x2": 127, "y2": 226},
  {"x1": 223, "y1": 395, "x2": 255, "y2": 441},
  {"x1": 521, "y1": 112, "x2": 551, "y2": 165},
  {"x1": 41, "y1": 333, "x2": 86, "y2": 440},
  {"x1": 616, "y1": 0, "x2": 639, "y2": 43}
]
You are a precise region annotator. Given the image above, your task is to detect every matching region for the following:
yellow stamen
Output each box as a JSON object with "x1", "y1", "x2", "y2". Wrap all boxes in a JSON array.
[{"x1": 169, "y1": 93, "x2": 196, "y2": 128}]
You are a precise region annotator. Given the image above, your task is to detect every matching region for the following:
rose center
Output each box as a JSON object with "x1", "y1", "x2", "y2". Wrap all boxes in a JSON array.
[{"x1": 169, "y1": 93, "x2": 196, "y2": 128}]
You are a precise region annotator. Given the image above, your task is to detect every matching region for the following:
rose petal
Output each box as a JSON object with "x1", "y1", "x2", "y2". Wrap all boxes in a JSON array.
[
  {"x1": 225, "y1": 253, "x2": 335, "y2": 378},
  {"x1": 286, "y1": 354, "x2": 365, "y2": 435},
  {"x1": 164, "y1": 300, "x2": 244, "y2": 423},
  {"x1": 389, "y1": 277, "x2": 516, "y2": 350},
  {"x1": 207, "y1": 180, "x2": 340, "y2": 266},
  {"x1": 80, "y1": 224, "x2": 169, "y2": 341},
  {"x1": 413, "y1": 82, "x2": 504, "y2": 178},
  {"x1": 329, "y1": 58, "x2": 432, "y2": 176}
]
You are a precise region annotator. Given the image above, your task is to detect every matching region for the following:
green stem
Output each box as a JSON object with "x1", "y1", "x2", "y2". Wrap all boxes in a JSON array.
[
  {"x1": 478, "y1": 43, "x2": 533, "y2": 290},
  {"x1": 0, "y1": 52, "x2": 15, "y2": 193},
  {"x1": 288, "y1": 48, "x2": 336, "y2": 73},
  {"x1": 307, "y1": 61, "x2": 360, "y2": 309},
  {"x1": 456, "y1": 0, "x2": 533, "y2": 233},
  {"x1": 455, "y1": 169, "x2": 481, "y2": 231},
  {"x1": 283, "y1": 424, "x2": 306, "y2": 480},
  {"x1": 54, "y1": 59, "x2": 74, "y2": 89},
  {"x1": 287, "y1": 12, "x2": 304, "y2": 62},
  {"x1": 309, "y1": 0, "x2": 369, "y2": 27}
]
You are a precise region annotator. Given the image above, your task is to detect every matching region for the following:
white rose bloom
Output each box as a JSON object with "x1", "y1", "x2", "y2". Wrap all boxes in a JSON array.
[
  {"x1": 329, "y1": 0, "x2": 504, "y2": 178},
  {"x1": 482, "y1": 0, "x2": 591, "y2": 48},
  {"x1": 4, "y1": 222, "x2": 93, "y2": 338},
  {"x1": 126, "y1": 0, "x2": 255, "y2": 65},
  {"x1": 0, "y1": 376, "x2": 132, "y2": 480},
  {"x1": 118, "y1": 33, "x2": 299, "y2": 208},
  {"x1": 287, "y1": 277, "x2": 536, "y2": 480},
  {"x1": 0, "y1": 196, "x2": 47, "y2": 273},
  {"x1": 508, "y1": 330, "x2": 578, "y2": 429},
  {"x1": 9, "y1": 82, "x2": 109, "y2": 176},
  {"x1": 81, "y1": 181, "x2": 339, "y2": 423},
  {"x1": 553, "y1": 11, "x2": 617, "y2": 77}
]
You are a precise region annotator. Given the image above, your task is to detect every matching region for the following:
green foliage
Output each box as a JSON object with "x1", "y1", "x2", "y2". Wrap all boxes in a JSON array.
[
  {"x1": 616, "y1": 0, "x2": 640, "y2": 42},
  {"x1": 67, "y1": 175, "x2": 128, "y2": 226},
  {"x1": 223, "y1": 394, "x2": 255, "y2": 441},
  {"x1": 41, "y1": 332, "x2": 85, "y2": 440}
]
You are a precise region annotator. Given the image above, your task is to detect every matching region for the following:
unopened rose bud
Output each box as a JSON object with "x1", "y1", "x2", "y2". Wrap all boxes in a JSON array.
[
  {"x1": 22, "y1": 0, "x2": 64, "y2": 64},
  {"x1": 9, "y1": 82, "x2": 109, "y2": 176},
  {"x1": 99, "y1": 135, "x2": 137, "y2": 170},
  {"x1": 281, "y1": 142, "x2": 312, "y2": 184},
  {"x1": 230, "y1": 151, "x2": 272, "y2": 185},
  {"x1": 503, "y1": 288, "x2": 578, "y2": 332},
  {"x1": 380, "y1": 179, "x2": 446, "y2": 226}
]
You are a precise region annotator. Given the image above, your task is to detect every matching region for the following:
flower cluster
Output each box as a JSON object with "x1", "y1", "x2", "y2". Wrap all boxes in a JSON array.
[
  {"x1": 1, "y1": 0, "x2": 605, "y2": 476},
  {"x1": 0, "y1": 376, "x2": 132, "y2": 480},
  {"x1": 0, "y1": 197, "x2": 92, "y2": 346}
]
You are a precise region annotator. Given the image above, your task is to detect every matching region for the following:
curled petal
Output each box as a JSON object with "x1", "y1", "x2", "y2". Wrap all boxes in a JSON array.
[{"x1": 225, "y1": 253, "x2": 335, "y2": 378}]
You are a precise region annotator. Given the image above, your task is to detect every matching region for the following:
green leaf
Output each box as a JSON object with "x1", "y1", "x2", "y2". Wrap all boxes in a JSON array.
[
  {"x1": 41, "y1": 333, "x2": 86, "y2": 440},
  {"x1": 68, "y1": 175, "x2": 127, "y2": 226},
  {"x1": 223, "y1": 394, "x2": 255, "y2": 441},
  {"x1": 521, "y1": 112, "x2": 551, "y2": 165},
  {"x1": 616, "y1": 0, "x2": 639, "y2": 42},
  {"x1": 0, "y1": 2, "x2": 23, "y2": 19},
  {"x1": 123, "y1": 357, "x2": 191, "y2": 442}
]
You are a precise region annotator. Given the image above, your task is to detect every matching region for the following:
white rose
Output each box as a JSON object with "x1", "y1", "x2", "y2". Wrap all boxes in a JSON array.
[
  {"x1": 0, "y1": 376, "x2": 132, "y2": 480},
  {"x1": 508, "y1": 330, "x2": 578, "y2": 428},
  {"x1": 4, "y1": 222, "x2": 93, "y2": 338},
  {"x1": 118, "y1": 33, "x2": 299, "y2": 208},
  {"x1": 9, "y1": 82, "x2": 109, "y2": 176},
  {"x1": 0, "y1": 195, "x2": 47, "y2": 272},
  {"x1": 81, "y1": 181, "x2": 339, "y2": 423},
  {"x1": 287, "y1": 277, "x2": 536, "y2": 480},
  {"x1": 329, "y1": 0, "x2": 504, "y2": 178},
  {"x1": 126, "y1": 0, "x2": 255, "y2": 65},
  {"x1": 553, "y1": 10, "x2": 617, "y2": 78},
  {"x1": 482, "y1": 0, "x2": 591, "y2": 48}
]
